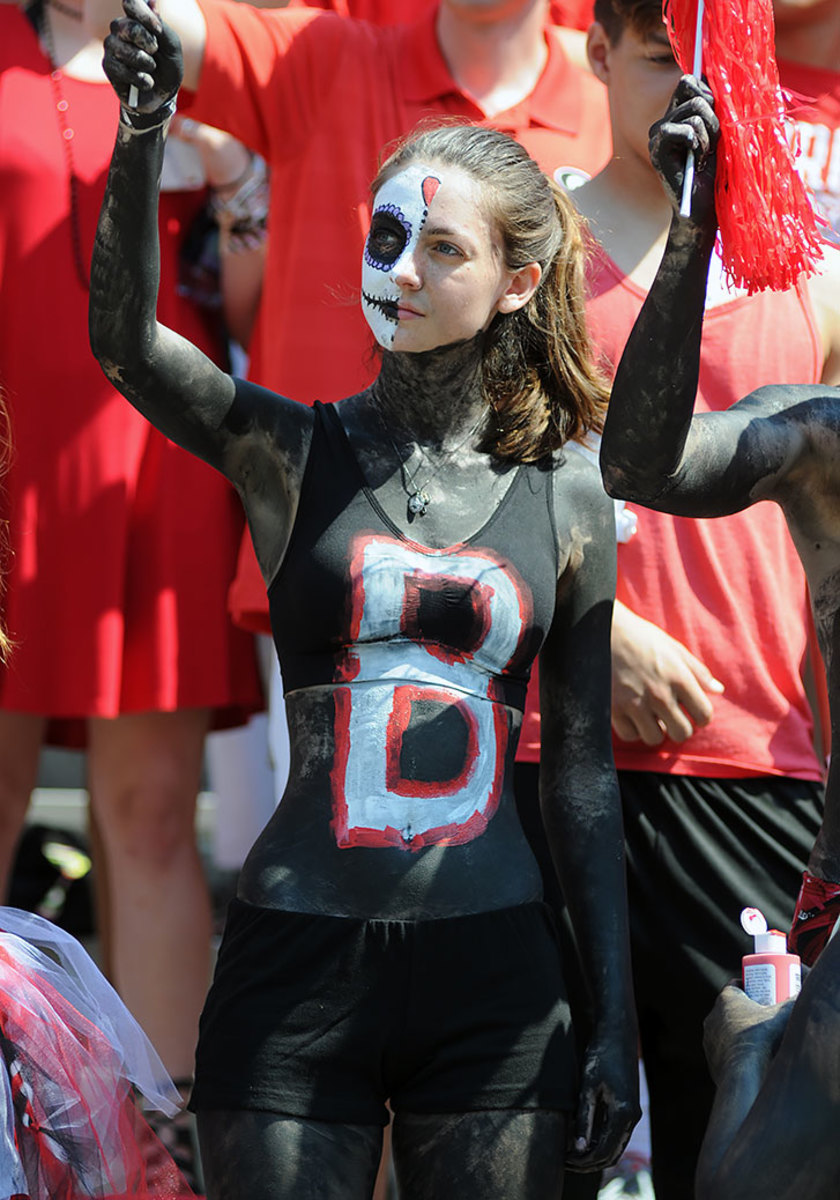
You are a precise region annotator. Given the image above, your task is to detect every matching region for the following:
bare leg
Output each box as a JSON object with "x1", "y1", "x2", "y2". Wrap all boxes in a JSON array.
[
  {"x1": 87, "y1": 708, "x2": 211, "y2": 1077},
  {"x1": 0, "y1": 712, "x2": 47, "y2": 897},
  {"x1": 373, "y1": 1118, "x2": 394, "y2": 1200},
  {"x1": 198, "y1": 1109, "x2": 384, "y2": 1200},
  {"x1": 393, "y1": 1110, "x2": 567, "y2": 1200}
]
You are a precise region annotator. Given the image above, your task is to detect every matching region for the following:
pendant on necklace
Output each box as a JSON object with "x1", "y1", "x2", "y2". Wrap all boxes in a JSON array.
[{"x1": 407, "y1": 489, "x2": 430, "y2": 517}]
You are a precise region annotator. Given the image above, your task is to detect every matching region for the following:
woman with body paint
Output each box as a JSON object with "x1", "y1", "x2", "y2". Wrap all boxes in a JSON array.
[{"x1": 90, "y1": 4, "x2": 639, "y2": 1196}]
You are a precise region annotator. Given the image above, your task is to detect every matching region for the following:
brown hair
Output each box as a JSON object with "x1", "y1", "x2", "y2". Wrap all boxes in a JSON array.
[
  {"x1": 371, "y1": 123, "x2": 609, "y2": 463},
  {"x1": 593, "y1": 0, "x2": 667, "y2": 43}
]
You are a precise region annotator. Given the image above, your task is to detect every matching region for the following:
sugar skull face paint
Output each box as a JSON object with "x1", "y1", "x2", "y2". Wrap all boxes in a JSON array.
[{"x1": 362, "y1": 164, "x2": 442, "y2": 349}]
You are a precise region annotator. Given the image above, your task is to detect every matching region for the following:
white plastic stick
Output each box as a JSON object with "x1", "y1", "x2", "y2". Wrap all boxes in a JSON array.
[
  {"x1": 679, "y1": 0, "x2": 706, "y2": 217},
  {"x1": 128, "y1": 84, "x2": 139, "y2": 107}
]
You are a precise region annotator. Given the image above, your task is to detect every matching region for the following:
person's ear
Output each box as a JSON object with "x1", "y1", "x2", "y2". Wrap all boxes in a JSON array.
[
  {"x1": 586, "y1": 20, "x2": 612, "y2": 84},
  {"x1": 496, "y1": 262, "x2": 542, "y2": 315}
]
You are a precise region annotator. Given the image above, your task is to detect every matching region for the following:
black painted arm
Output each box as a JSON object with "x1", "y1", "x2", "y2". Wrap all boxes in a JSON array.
[
  {"x1": 90, "y1": 0, "x2": 313, "y2": 583},
  {"x1": 90, "y1": 1, "x2": 240, "y2": 475},
  {"x1": 599, "y1": 74, "x2": 719, "y2": 506},
  {"x1": 539, "y1": 457, "x2": 639, "y2": 1171},
  {"x1": 599, "y1": 75, "x2": 818, "y2": 518},
  {"x1": 600, "y1": 214, "x2": 715, "y2": 503},
  {"x1": 92, "y1": 115, "x2": 245, "y2": 476}
]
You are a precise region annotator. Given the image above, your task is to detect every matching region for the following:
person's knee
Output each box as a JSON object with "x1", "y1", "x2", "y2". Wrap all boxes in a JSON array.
[
  {"x1": 0, "y1": 716, "x2": 46, "y2": 826},
  {"x1": 95, "y1": 773, "x2": 199, "y2": 869},
  {"x1": 392, "y1": 1110, "x2": 565, "y2": 1199}
]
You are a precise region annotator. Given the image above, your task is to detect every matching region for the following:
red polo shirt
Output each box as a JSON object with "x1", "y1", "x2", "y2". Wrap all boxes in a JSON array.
[
  {"x1": 287, "y1": 0, "x2": 431, "y2": 20},
  {"x1": 186, "y1": 0, "x2": 610, "y2": 630},
  {"x1": 292, "y1": 1, "x2": 595, "y2": 31}
]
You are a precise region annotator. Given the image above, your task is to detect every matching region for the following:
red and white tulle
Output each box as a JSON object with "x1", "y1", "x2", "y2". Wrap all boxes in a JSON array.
[
  {"x1": 664, "y1": 0, "x2": 824, "y2": 293},
  {"x1": 0, "y1": 908, "x2": 193, "y2": 1199}
]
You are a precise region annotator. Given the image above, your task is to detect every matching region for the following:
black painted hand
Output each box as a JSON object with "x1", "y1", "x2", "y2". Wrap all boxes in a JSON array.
[
  {"x1": 702, "y1": 981, "x2": 794, "y2": 1087},
  {"x1": 566, "y1": 1025, "x2": 641, "y2": 1171},
  {"x1": 103, "y1": 0, "x2": 183, "y2": 113},
  {"x1": 649, "y1": 74, "x2": 719, "y2": 228}
]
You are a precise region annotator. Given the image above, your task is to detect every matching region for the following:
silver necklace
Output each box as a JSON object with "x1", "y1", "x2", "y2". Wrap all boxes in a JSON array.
[{"x1": 376, "y1": 404, "x2": 485, "y2": 518}]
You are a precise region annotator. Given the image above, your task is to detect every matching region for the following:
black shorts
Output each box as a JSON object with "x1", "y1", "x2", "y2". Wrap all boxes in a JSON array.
[{"x1": 190, "y1": 899, "x2": 577, "y2": 1125}]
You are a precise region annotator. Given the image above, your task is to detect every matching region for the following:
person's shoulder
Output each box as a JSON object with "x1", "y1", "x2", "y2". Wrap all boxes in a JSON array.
[
  {"x1": 807, "y1": 245, "x2": 840, "y2": 321},
  {"x1": 551, "y1": 440, "x2": 612, "y2": 519},
  {"x1": 204, "y1": 0, "x2": 382, "y2": 49},
  {"x1": 542, "y1": 24, "x2": 609, "y2": 141},
  {"x1": 229, "y1": 377, "x2": 315, "y2": 434}
]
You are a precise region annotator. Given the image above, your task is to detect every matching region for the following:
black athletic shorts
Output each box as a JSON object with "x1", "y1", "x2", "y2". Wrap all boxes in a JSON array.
[{"x1": 190, "y1": 899, "x2": 577, "y2": 1125}]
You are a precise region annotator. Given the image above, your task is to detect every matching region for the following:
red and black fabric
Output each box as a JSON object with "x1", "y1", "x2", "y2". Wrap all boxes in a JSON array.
[{"x1": 789, "y1": 871, "x2": 840, "y2": 967}]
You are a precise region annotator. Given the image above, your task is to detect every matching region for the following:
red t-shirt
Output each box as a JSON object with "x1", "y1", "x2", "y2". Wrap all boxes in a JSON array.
[
  {"x1": 286, "y1": 0, "x2": 430, "y2": 21},
  {"x1": 185, "y1": 0, "x2": 611, "y2": 630},
  {"x1": 779, "y1": 57, "x2": 840, "y2": 247},
  {"x1": 518, "y1": 242, "x2": 824, "y2": 781}
]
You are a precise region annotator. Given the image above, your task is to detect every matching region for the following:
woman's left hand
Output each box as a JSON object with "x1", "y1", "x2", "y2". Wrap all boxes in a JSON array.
[{"x1": 565, "y1": 1024, "x2": 641, "y2": 1171}]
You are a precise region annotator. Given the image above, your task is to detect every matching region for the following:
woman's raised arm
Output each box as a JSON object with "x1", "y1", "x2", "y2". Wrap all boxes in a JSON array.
[
  {"x1": 599, "y1": 75, "x2": 817, "y2": 520},
  {"x1": 90, "y1": 0, "x2": 313, "y2": 584},
  {"x1": 90, "y1": 0, "x2": 240, "y2": 474}
]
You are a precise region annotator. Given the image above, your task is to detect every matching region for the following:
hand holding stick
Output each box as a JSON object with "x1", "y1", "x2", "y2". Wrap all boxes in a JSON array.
[
  {"x1": 679, "y1": 0, "x2": 705, "y2": 216},
  {"x1": 103, "y1": 0, "x2": 183, "y2": 115}
]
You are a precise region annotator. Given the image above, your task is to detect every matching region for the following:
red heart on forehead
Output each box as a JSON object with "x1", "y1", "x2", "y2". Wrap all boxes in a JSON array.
[{"x1": 422, "y1": 175, "x2": 441, "y2": 208}]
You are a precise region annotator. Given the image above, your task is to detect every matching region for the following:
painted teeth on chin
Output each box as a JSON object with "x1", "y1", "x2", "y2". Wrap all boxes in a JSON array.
[{"x1": 362, "y1": 291, "x2": 399, "y2": 324}]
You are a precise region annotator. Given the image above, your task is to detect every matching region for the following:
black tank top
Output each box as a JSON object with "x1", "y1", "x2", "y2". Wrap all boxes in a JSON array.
[{"x1": 266, "y1": 402, "x2": 559, "y2": 857}]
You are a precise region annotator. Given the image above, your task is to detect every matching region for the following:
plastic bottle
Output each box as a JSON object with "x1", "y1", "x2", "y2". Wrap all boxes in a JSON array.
[{"x1": 742, "y1": 926, "x2": 802, "y2": 1006}]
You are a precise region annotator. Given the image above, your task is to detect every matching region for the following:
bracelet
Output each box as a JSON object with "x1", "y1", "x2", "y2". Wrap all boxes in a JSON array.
[
  {"x1": 212, "y1": 153, "x2": 256, "y2": 196},
  {"x1": 119, "y1": 95, "x2": 178, "y2": 137},
  {"x1": 220, "y1": 221, "x2": 269, "y2": 256},
  {"x1": 209, "y1": 156, "x2": 269, "y2": 230}
]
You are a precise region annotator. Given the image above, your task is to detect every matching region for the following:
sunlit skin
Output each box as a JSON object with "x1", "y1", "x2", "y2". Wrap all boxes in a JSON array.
[
  {"x1": 588, "y1": 22, "x2": 681, "y2": 178},
  {"x1": 363, "y1": 164, "x2": 539, "y2": 355}
]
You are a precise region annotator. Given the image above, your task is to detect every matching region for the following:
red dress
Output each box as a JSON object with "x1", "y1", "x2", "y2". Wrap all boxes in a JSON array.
[{"x1": 0, "y1": 10, "x2": 261, "y2": 743}]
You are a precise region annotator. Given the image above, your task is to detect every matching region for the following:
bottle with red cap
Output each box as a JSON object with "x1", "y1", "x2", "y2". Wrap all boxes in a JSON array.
[{"x1": 740, "y1": 907, "x2": 801, "y2": 1006}]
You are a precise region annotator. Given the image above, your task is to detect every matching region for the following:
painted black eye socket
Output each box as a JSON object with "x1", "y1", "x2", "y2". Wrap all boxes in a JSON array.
[{"x1": 365, "y1": 205, "x2": 412, "y2": 271}]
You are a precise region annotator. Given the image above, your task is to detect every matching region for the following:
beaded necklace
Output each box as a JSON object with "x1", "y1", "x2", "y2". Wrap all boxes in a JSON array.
[{"x1": 28, "y1": 0, "x2": 90, "y2": 291}]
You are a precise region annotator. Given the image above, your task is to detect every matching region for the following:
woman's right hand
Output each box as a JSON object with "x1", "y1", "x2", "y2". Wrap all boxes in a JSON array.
[
  {"x1": 102, "y1": 0, "x2": 183, "y2": 112},
  {"x1": 610, "y1": 602, "x2": 724, "y2": 745}
]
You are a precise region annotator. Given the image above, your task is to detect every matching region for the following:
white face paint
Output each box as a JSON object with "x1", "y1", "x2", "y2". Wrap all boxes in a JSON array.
[{"x1": 361, "y1": 164, "x2": 442, "y2": 349}]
